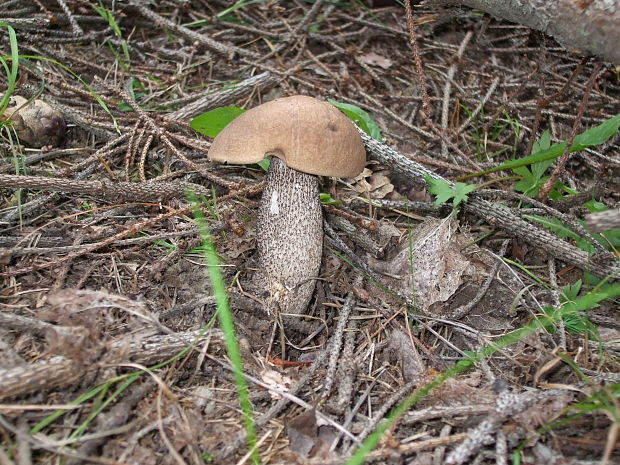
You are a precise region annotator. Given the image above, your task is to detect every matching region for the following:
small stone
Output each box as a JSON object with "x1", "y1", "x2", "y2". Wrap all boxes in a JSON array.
[{"x1": 2, "y1": 95, "x2": 66, "y2": 148}]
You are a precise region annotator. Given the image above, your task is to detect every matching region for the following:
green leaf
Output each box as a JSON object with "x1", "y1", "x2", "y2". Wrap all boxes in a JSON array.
[
  {"x1": 511, "y1": 131, "x2": 559, "y2": 197},
  {"x1": 560, "y1": 280, "x2": 582, "y2": 303},
  {"x1": 426, "y1": 178, "x2": 455, "y2": 206},
  {"x1": 327, "y1": 99, "x2": 383, "y2": 142},
  {"x1": 511, "y1": 166, "x2": 532, "y2": 177},
  {"x1": 562, "y1": 312, "x2": 591, "y2": 334},
  {"x1": 425, "y1": 176, "x2": 476, "y2": 208},
  {"x1": 319, "y1": 193, "x2": 341, "y2": 205},
  {"x1": 530, "y1": 159, "x2": 553, "y2": 180},
  {"x1": 513, "y1": 167, "x2": 548, "y2": 197},
  {"x1": 573, "y1": 113, "x2": 620, "y2": 146},
  {"x1": 190, "y1": 106, "x2": 246, "y2": 138},
  {"x1": 515, "y1": 175, "x2": 553, "y2": 198},
  {"x1": 532, "y1": 129, "x2": 551, "y2": 153},
  {"x1": 541, "y1": 298, "x2": 597, "y2": 335},
  {"x1": 584, "y1": 199, "x2": 609, "y2": 213},
  {"x1": 257, "y1": 158, "x2": 270, "y2": 172},
  {"x1": 451, "y1": 182, "x2": 477, "y2": 206},
  {"x1": 540, "y1": 306, "x2": 560, "y2": 333}
]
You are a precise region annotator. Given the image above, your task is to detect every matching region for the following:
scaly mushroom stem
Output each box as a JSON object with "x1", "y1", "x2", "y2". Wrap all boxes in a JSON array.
[{"x1": 256, "y1": 157, "x2": 323, "y2": 314}]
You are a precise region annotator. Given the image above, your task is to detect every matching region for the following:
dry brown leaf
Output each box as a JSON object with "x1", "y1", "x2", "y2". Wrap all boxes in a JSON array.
[
  {"x1": 286, "y1": 408, "x2": 339, "y2": 460},
  {"x1": 260, "y1": 368, "x2": 292, "y2": 399},
  {"x1": 388, "y1": 328, "x2": 424, "y2": 381},
  {"x1": 369, "y1": 216, "x2": 473, "y2": 312},
  {"x1": 368, "y1": 172, "x2": 394, "y2": 198},
  {"x1": 353, "y1": 168, "x2": 395, "y2": 199},
  {"x1": 287, "y1": 408, "x2": 318, "y2": 457},
  {"x1": 359, "y1": 51, "x2": 393, "y2": 69}
]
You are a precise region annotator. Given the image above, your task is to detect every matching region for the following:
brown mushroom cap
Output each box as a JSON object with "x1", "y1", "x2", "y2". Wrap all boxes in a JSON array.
[{"x1": 208, "y1": 95, "x2": 366, "y2": 178}]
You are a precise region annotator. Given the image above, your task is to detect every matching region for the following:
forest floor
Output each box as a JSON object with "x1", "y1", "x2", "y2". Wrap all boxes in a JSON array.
[{"x1": 0, "y1": 1, "x2": 619, "y2": 464}]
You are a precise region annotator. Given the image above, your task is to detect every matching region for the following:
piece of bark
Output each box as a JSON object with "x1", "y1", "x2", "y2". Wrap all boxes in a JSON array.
[{"x1": 432, "y1": 0, "x2": 620, "y2": 64}]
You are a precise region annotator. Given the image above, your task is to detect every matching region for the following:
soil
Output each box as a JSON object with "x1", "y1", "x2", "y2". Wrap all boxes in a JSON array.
[{"x1": 1, "y1": 2, "x2": 619, "y2": 464}]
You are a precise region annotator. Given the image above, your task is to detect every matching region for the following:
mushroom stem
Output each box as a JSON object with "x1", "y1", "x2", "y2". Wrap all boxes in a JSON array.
[{"x1": 256, "y1": 157, "x2": 323, "y2": 314}]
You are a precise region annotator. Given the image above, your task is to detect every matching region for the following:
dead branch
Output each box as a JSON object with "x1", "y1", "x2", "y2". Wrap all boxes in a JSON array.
[
  {"x1": 433, "y1": 0, "x2": 620, "y2": 64},
  {"x1": 0, "y1": 181, "x2": 263, "y2": 278},
  {"x1": 1, "y1": 230, "x2": 201, "y2": 257},
  {"x1": 0, "y1": 329, "x2": 224, "y2": 400},
  {"x1": 0, "y1": 174, "x2": 212, "y2": 202},
  {"x1": 445, "y1": 388, "x2": 573, "y2": 465},
  {"x1": 128, "y1": 1, "x2": 260, "y2": 59}
]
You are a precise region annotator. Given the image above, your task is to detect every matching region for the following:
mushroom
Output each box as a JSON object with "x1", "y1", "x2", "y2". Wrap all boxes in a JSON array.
[{"x1": 208, "y1": 95, "x2": 366, "y2": 315}]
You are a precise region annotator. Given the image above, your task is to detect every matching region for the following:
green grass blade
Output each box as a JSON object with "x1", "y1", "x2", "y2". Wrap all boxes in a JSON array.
[
  {"x1": 69, "y1": 373, "x2": 141, "y2": 439},
  {"x1": 188, "y1": 191, "x2": 260, "y2": 464},
  {"x1": 31, "y1": 384, "x2": 109, "y2": 434},
  {"x1": 0, "y1": 22, "x2": 19, "y2": 112}
]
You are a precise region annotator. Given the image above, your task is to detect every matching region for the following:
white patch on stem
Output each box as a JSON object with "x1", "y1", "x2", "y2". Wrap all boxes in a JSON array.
[{"x1": 269, "y1": 190, "x2": 279, "y2": 215}]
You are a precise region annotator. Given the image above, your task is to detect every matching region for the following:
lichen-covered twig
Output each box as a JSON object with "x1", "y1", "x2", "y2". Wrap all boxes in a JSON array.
[
  {"x1": 322, "y1": 279, "x2": 360, "y2": 396},
  {"x1": 0, "y1": 174, "x2": 212, "y2": 202},
  {"x1": 445, "y1": 389, "x2": 572, "y2": 465},
  {"x1": 0, "y1": 329, "x2": 224, "y2": 400}
]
